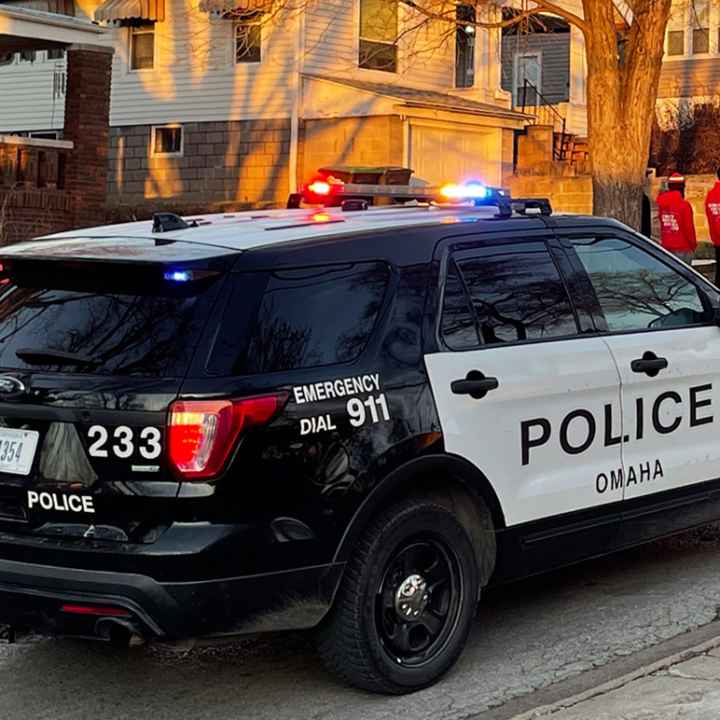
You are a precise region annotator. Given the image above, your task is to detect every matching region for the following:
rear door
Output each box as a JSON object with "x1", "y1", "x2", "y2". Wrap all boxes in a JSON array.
[
  {"x1": 564, "y1": 232, "x2": 720, "y2": 541},
  {"x1": 0, "y1": 245, "x2": 232, "y2": 540},
  {"x1": 424, "y1": 234, "x2": 624, "y2": 543}
]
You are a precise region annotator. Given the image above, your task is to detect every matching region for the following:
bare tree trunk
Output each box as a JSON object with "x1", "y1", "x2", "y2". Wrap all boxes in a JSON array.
[
  {"x1": 592, "y1": 177, "x2": 644, "y2": 230},
  {"x1": 582, "y1": 0, "x2": 671, "y2": 230}
]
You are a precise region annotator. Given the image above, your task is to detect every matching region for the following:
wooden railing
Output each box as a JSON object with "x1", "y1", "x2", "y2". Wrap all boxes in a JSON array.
[
  {"x1": 0, "y1": 135, "x2": 74, "y2": 190},
  {"x1": 0, "y1": 135, "x2": 76, "y2": 245}
]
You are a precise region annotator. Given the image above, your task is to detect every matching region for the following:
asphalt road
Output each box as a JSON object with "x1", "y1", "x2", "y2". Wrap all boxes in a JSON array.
[{"x1": 4, "y1": 526, "x2": 720, "y2": 720}]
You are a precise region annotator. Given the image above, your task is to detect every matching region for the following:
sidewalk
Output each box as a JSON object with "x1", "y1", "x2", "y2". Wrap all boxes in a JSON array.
[{"x1": 513, "y1": 637, "x2": 720, "y2": 720}]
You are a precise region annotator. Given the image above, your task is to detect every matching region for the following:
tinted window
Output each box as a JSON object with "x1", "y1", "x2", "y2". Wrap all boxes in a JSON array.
[
  {"x1": 570, "y1": 237, "x2": 707, "y2": 331},
  {"x1": 455, "y1": 241, "x2": 577, "y2": 345},
  {"x1": 0, "y1": 264, "x2": 220, "y2": 377},
  {"x1": 210, "y1": 263, "x2": 389, "y2": 375},
  {"x1": 441, "y1": 260, "x2": 479, "y2": 350}
]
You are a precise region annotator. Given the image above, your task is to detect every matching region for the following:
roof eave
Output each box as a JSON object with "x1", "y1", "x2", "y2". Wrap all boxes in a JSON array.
[{"x1": 398, "y1": 100, "x2": 530, "y2": 123}]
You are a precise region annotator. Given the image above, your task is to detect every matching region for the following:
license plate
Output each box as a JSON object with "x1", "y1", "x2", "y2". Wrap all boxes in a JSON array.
[{"x1": 0, "y1": 428, "x2": 39, "y2": 476}]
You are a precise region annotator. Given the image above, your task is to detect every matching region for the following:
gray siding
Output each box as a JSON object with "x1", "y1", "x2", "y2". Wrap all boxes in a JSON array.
[
  {"x1": 501, "y1": 32, "x2": 571, "y2": 105},
  {"x1": 659, "y1": 58, "x2": 720, "y2": 98}
]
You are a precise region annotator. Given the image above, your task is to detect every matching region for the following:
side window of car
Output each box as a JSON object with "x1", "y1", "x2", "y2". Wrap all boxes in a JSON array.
[
  {"x1": 569, "y1": 236, "x2": 708, "y2": 332},
  {"x1": 448, "y1": 241, "x2": 578, "y2": 346}
]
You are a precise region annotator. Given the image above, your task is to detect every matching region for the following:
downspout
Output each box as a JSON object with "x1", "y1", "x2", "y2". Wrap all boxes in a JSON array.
[{"x1": 288, "y1": 7, "x2": 305, "y2": 194}]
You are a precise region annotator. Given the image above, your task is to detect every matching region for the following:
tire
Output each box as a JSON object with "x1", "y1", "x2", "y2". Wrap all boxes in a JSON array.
[{"x1": 317, "y1": 498, "x2": 479, "y2": 694}]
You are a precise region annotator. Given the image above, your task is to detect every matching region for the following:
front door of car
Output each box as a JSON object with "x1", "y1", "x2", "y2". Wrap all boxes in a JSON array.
[
  {"x1": 424, "y1": 235, "x2": 624, "y2": 558},
  {"x1": 563, "y1": 234, "x2": 720, "y2": 542}
]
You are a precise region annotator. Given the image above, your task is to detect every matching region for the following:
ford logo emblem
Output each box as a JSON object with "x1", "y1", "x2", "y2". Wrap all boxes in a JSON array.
[{"x1": 0, "y1": 376, "x2": 26, "y2": 397}]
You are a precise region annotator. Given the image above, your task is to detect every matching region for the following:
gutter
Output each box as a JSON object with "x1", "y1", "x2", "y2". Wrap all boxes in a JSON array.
[{"x1": 0, "y1": 5, "x2": 105, "y2": 35}]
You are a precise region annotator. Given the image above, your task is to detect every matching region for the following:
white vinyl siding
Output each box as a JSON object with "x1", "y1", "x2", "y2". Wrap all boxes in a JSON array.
[
  {"x1": 0, "y1": 53, "x2": 67, "y2": 131},
  {"x1": 107, "y1": 2, "x2": 297, "y2": 125},
  {"x1": 0, "y1": 0, "x2": 297, "y2": 129}
]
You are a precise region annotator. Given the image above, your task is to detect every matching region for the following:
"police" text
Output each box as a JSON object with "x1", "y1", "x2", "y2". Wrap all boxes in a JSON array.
[{"x1": 520, "y1": 384, "x2": 713, "y2": 466}]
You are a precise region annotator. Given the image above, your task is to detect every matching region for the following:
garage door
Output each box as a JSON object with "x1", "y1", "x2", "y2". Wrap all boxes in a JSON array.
[{"x1": 409, "y1": 124, "x2": 499, "y2": 187}]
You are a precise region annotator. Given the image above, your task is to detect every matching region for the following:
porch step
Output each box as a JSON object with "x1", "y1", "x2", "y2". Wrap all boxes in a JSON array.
[{"x1": 570, "y1": 136, "x2": 589, "y2": 165}]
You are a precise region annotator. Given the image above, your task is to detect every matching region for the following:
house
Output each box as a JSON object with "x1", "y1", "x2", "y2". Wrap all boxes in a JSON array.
[{"x1": 0, "y1": 0, "x2": 530, "y2": 216}]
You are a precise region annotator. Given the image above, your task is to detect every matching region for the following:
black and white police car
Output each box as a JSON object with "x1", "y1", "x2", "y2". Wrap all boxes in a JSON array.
[{"x1": 0, "y1": 184, "x2": 718, "y2": 694}]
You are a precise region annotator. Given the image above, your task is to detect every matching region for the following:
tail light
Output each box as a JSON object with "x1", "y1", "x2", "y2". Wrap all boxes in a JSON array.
[{"x1": 168, "y1": 394, "x2": 287, "y2": 480}]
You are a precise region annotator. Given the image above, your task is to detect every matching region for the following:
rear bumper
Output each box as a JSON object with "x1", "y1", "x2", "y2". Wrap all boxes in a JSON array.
[{"x1": 0, "y1": 558, "x2": 345, "y2": 640}]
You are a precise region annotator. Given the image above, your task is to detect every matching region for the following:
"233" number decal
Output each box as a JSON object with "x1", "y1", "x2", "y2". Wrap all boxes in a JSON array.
[{"x1": 87, "y1": 425, "x2": 162, "y2": 460}]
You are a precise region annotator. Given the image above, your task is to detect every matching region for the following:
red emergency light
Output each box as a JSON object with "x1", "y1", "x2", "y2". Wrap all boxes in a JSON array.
[
  {"x1": 301, "y1": 175, "x2": 345, "y2": 204},
  {"x1": 307, "y1": 180, "x2": 332, "y2": 196}
]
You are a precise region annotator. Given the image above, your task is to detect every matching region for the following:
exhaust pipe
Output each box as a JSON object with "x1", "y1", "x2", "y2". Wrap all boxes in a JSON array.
[{"x1": 95, "y1": 617, "x2": 146, "y2": 648}]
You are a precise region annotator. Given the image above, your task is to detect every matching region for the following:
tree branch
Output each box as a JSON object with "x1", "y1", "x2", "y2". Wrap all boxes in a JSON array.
[
  {"x1": 400, "y1": 0, "x2": 588, "y2": 34},
  {"x1": 522, "y1": 0, "x2": 588, "y2": 32}
]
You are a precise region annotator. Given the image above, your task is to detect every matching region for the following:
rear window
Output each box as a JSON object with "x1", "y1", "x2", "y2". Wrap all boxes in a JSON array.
[
  {"x1": 0, "y1": 262, "x2": 223, "y2": 377},
  {"x1": 208, "y1": 262, "x2": 390, "y2": 375}
]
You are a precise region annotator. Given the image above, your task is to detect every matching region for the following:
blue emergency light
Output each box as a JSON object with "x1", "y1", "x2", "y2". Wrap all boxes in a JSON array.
[
  {"x1": 440, "y1": 182, "x2": 490, "y2": 200},
  {"x1": 164, "y1": 270, "x2": 193, "y2": 283}
]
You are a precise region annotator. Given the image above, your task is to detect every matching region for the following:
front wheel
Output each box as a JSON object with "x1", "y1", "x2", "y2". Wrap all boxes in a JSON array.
[{"x1": 318, "y1": 498, "x2": 479, "y2": 694}]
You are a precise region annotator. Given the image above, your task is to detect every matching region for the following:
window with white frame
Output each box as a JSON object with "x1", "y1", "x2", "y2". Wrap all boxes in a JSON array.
[
  {"x1": 693, "y1": 0, "x2": 710, "y2": 53},
  {"x1": 235, "y1": 14, "x2": 262, "y2": 63},
  {"x1": 152, "y1": 125, "x2": 183, "y2": 156},
  {"x1": 47, "y1": 48, "x2": 66, "y2": 61},
  {"x1": 359, "y1": 0, "x2": 398, "y2": 73},
  {"x1": 130, "y1": 23, "x2": 155, "y2": 70}
]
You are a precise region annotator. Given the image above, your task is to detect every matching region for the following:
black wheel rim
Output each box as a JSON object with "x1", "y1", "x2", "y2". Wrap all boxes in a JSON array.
[{"x1": 375, "y1": 537, "x2": 463, "y2": 667}]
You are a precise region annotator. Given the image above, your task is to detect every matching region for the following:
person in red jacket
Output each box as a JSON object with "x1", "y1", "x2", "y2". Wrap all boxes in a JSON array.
[
  {"x1": 657, "y1": 172, "x2": 697, "y2": 264},
  {"x1": 705, "y1": 168, "x2": 720, "y2": 286}
]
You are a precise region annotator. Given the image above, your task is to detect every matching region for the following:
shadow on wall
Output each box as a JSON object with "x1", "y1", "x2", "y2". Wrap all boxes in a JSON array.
[{"x1": 107, "y1": 98, "x2": 401, "y2": 222}]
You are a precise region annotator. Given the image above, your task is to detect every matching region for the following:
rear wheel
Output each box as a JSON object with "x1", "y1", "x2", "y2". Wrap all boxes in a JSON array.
[{"x1": 318, "y1": 498, "x2": 478, "y2": 694}]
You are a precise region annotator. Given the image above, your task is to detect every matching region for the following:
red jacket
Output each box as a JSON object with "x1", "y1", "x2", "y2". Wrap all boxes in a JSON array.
[
  {"x1": 706, "y1": 181, "x2": 720, "y2": 246},
  {"x1": 657, "y1": 190, "x2": 697, "y2": 253}
]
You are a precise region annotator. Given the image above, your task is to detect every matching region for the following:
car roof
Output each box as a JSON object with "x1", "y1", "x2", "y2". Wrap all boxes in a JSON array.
[
  {"x1": 2, "y1": 206, "x2": 626, "y2": 266},
  {"x1": 32, "y1": 206, "x2": 519, "y2": 250}
]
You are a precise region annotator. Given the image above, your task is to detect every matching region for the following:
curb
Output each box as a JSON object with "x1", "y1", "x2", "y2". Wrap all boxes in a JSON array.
[{"x1": 509, "y1": 633, "x2": 720, "y2": 719}]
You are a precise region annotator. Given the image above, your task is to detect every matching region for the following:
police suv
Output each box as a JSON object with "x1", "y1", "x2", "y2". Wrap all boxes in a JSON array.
[{"x1": 0, "y1": 187, "x2": 717, "y2": 695}]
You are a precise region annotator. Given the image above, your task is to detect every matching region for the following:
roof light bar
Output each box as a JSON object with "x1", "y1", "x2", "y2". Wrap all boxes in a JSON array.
[{"x1": 287, "y1": 175, "x2": 550, "y2": 218}]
